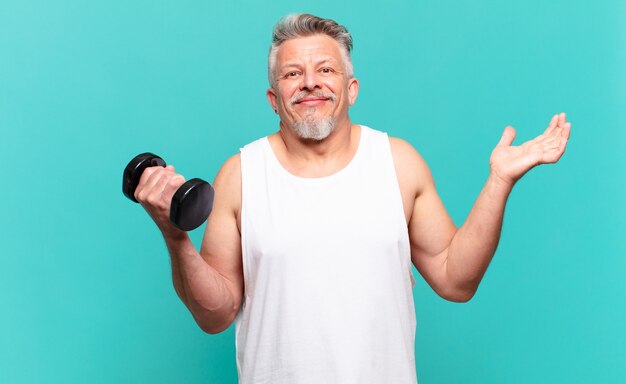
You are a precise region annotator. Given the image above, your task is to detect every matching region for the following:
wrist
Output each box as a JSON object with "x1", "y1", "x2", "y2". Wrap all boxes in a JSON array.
[
  {"x1": 162, "y1": 227, "x2": 189, "y2": 243},
  {"x1": 487, "y1": 171, "x2": 515, "y2": 196}
]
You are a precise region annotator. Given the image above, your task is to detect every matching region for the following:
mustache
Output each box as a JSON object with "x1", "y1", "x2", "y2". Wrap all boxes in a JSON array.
[{"x1": 290, "y1": 91, "x2": 337, "y2": 105}]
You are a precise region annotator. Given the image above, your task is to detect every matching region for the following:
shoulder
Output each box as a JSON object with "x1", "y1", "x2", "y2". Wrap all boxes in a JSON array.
[
  {"x1": 388, "y1": 136, "x2": 431, "y2": 179},
  {"x1": 361, "y1": 126, "x2": 424, "y2": 167},
  {"x1": 388, "y1": 136, "x2": 433, "y2": 197},
  {"x1": 215, "y1": 153, "x2": 241, "y2": 184},
  {"x1": 388, "y1": 136, "x2": 421, "y2": 163},
  {"x1": 213, "y1": 153, "x2": 242, "y2": 210}
]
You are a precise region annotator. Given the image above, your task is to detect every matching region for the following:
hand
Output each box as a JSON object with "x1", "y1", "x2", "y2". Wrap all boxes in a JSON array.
[
  {"x1": 489, "y1": 112, "x2": 571, "y2": 187},
  {"x1": 134, "y1": 165, "x2": 187, "y2": 235}
]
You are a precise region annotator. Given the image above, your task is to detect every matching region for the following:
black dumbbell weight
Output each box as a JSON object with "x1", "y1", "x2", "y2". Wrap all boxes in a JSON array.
[{"x1": 122, "y1": 152, "x2": 215, "y2": 231}]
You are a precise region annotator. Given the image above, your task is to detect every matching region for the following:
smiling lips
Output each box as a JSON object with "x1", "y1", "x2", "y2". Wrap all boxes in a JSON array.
[
  {"x1": 296, "y1": 97, "x2": 329, "y2": 106},
  {"x1": 290, "y1": 91, "x2": 336, "y2": 106}
]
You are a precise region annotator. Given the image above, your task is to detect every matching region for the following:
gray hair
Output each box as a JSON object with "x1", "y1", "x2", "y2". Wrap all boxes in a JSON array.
[{"x1": 268, "y1": 14, "x2": 354, "y2": 87}]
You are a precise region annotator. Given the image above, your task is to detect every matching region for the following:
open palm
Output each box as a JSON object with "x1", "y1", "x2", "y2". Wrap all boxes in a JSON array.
[{"x1": 490, "y1": 113, "x2": 571, "y2": 186}]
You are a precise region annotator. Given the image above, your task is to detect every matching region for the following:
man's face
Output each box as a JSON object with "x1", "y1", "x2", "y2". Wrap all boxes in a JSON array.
[{"x1": 267, "y1": 34, "x2": 359, "y2": 140}]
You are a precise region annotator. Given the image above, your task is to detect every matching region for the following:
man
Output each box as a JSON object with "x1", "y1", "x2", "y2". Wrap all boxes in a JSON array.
[{"x1": 134, "y1": 13, "x2": 571, "y2": 384}]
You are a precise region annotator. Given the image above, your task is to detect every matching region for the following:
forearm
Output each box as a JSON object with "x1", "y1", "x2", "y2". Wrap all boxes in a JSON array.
[
  {"x1": 162, "y1": 231, "x2": 238, "y2": 333},
  {"x1": 445, "y1": 172, "x2": 513, "y2": 296}
]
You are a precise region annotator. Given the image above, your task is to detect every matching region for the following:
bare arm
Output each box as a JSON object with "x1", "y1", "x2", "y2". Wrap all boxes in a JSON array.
[
  {"x1": 393, "y1": 113, "x2": 571, "y2": 302},
  {"x1": 135, "y1": 154, "x2": 244, "y2": 333},
  {"x1": 441, "y1": 173, "x2": 512, "y2": 301}
]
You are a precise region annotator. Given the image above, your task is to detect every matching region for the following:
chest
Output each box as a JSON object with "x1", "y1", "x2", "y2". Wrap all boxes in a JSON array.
[{"x1": 244, "y1": 172, "x2": 407, "y2": 262}]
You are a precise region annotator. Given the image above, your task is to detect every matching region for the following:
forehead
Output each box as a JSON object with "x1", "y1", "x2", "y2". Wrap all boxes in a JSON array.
[{"x1": 276, "y1": 34, "x2": 344, "y2": 66}]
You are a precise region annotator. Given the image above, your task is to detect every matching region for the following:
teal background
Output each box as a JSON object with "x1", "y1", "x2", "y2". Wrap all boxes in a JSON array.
[{"x1": 1, "y1": 0, "x2": 624, "y2": 383}]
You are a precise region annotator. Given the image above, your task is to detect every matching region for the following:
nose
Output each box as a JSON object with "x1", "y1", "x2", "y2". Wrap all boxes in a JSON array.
[{"x1": 300, "y1": 70, "x2": 322, "y2": 91}]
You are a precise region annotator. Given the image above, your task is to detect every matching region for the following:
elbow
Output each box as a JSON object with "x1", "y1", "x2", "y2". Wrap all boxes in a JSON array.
[
  {"x1": 438, "y1": 285, "x2": 477, "y2": 303},
  {"x1": 199, "y1": 322, "x2": 231, "y2": 335},
  {"x1": 197, "y1": 316, "x2": 235, "y2": 334},
  {"x1": 437, "y1": 269, "x2": 482, "y2": 302},
  {"x1": 195, "y1": 308, "x2": 239, "y2": 335},
  {"x1": 446, "y1": 289, "x2": 476, "y2": 303}
]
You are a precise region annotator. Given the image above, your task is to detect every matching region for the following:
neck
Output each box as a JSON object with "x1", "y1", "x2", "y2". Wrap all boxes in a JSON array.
[
  {"x1": 268, "y1": 116, "x2": 361, "y2": 178},
  {"x1": 278, "y1": 116, "x2": 355, "y2": 160}
]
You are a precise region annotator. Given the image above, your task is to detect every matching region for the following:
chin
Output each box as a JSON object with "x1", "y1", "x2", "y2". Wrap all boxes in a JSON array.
[{"x1": 293, "y1": 116, "x2": 336, "y2": 141}]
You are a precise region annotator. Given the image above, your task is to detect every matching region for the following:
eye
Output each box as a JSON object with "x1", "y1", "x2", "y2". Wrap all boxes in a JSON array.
[
  {"x1": 285, "y1": 71, "x2": 300, "y2": 78},
  {"x1": 320, "y1": 67, "x2": 334, "y2": 74}
]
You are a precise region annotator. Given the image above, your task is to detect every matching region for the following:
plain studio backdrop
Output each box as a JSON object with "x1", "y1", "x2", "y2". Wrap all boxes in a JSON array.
[{"x1": 1, "y1": 1, "x2": 624, "y2": 383}]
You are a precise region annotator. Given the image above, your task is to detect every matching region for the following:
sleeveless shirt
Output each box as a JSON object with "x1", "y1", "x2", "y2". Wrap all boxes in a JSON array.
[{"x1": 237, "y1": 125, "x2": 417, "y2": 384}]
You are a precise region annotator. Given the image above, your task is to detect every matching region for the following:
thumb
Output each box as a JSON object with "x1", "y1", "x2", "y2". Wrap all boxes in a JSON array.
[{"x1": 497, "y1": 126, "x2": 516, "y2": 147}]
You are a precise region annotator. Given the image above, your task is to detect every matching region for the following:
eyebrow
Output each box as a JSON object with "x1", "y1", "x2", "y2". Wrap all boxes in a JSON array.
[{"x1": 279, "y1": 58, "x2": 337, "y2": 71}]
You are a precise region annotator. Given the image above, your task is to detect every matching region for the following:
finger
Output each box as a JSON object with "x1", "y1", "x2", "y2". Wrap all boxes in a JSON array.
[
  {"x1": 144, "y1": 173, "x2": 172, "y2": 206},
  {"x1": 544, "y1": 114, "x2": 559, "y2": 135},
  {"x1": 161, "y1": 174, "x2": 187, "y2": 201},
  {"x1": 558, "y1": 137, "x2": 568, "y2": 153},
  {"x1": 135, "y1": 164, "x2": 170, "y2": 192},
  {"x1": 157, "y1": 173, "x2": 184, "y2": 198},
  {"x1": 549, "y1": 119, "x2": 571, "y2": 143},
  {"x1": 558, "y1": 112, "x2": 566, "y2": 128},
  {"x1": 146, "y1": 174, "x2": 187, "y2": 214},
  {"x1": 545, "y1": 132, "x2": 570, "y2": 163},
  {"x1": 561, "y1": 122, "x2": 571, "y2": 140},
  {"x1": 134, "y1": 167, "x2": 158, "y2": 200},
  {"x1": 135, "y1": 169, "x2": 161, "y2": 201},
  {"x1": 136, "y1": 167, "x2": 172, "y2": 201},
  {"x1": 497, "y1": 126, "x2": 516, "y2": 147}
]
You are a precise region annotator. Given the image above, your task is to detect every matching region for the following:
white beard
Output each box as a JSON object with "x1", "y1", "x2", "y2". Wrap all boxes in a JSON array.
[{"x1": 293, "y1": 116, "x2": 336, "y2": 141}]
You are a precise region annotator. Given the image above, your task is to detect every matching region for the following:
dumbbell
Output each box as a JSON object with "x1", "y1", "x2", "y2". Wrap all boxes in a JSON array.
[{"x1": 122, "y1": 153, "x2": 214, "y2": 231}]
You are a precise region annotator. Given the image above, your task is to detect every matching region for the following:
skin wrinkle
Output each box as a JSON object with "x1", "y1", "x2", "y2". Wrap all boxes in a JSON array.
[
  {"x1": 269, "y1": 40, "x2": 353, "y2": 87},
  {"x1": 266, "y1": 34, "x2": 359, "y2": 152}
]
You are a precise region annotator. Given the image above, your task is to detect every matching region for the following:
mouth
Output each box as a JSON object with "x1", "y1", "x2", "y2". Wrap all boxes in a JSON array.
[
  {"x1": 295, "y1": 97, "x2": 329, "y2": 106},
  {"x1": 290, "y1": 91, "x2": 336, "y2": 107}
]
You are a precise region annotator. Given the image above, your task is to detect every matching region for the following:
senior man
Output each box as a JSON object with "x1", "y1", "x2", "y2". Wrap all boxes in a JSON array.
[{"x1": 134, "y1": 13, "x2": 571, "y2": 384}]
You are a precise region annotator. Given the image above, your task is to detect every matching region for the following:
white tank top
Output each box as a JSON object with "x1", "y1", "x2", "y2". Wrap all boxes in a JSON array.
[{"x1": 237, "y1": 125, "x2": 417, "y2": 384}]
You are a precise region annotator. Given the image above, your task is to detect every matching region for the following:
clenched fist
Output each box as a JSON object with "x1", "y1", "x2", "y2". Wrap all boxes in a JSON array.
[{"x1": 134, "y1": 165, "x2": 187, "y2": 234}]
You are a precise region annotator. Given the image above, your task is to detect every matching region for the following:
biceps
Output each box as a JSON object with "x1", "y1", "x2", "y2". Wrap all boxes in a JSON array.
[
  {"x1": 408, "y1": 183, "x2": 457, "y2": 270},
  {"x1": 199, "y1": 181, "x2": 244, "y2": 309}
]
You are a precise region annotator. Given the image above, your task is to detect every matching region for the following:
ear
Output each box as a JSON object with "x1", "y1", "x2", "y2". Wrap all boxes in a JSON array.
[
  {"x1": 266, "y1": 87, "x2": 279, "y2": 114},
  {"x1": 347, "y1": 77, "x2": 359, "y2": 106}
]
